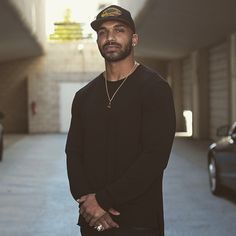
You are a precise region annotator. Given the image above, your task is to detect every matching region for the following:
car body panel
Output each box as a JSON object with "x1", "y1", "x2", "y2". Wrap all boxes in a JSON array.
[
  {"x1": 0, "y1": 112, "x2": 4, "y2": 161},
  {"x1": 0, "y1": 123, "x2": 3, "y2": 161},
  {"x1": 208, "y1": 122, "x2": 236, "y2": 192}
]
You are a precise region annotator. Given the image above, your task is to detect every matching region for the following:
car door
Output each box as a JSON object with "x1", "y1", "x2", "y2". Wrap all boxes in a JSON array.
[{"x1": 217, "y1": 123, "x2": 236, "y2": 190}]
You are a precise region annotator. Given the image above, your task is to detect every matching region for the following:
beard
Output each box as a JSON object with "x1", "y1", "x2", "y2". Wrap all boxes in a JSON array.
[{"x1": 98, "y1": 39, "x2": 133, "y2": 62}]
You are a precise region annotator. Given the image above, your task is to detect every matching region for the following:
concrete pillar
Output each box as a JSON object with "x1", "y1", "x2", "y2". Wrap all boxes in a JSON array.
[
  {"x1": 230, "y1": 33, "x2": 236, "y2": 122},
  {"x1": 136, "y1": 56, "x2": 168, "y2": 78},
  {"x1": 191, "y1": 49, "x2": 209, "y2": 139},
  {"x1": 167, "y1": 60, "x2": 184, "y2": 132}
]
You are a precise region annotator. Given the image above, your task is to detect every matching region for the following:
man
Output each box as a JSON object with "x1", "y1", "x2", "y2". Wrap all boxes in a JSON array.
[{"x1": 66, "y1": 5, "x2": 176, "y2": 236}]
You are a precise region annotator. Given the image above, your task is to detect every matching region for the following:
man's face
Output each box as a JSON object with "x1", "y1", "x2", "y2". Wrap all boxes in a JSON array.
[{"x1": 96, "y1": 21, "x2": 134, "y2": 62}]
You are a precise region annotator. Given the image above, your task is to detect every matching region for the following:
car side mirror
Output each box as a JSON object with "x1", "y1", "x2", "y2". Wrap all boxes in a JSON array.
[
  {"x1": 232, "y1": 133, "x2": 236, "y2": 141},
  {"x1": 0, "y1": 112, "x2": 4, "y2": 120},
  {"x1": 216, "y1": 125, "x2": 229, "y2": 137}
]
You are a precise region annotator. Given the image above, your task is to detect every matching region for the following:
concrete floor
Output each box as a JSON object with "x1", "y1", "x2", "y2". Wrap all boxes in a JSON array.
[
  {"x1": 164, "y1": 138, "x2": 236, "y2": 236},
  {"x1": 0, "y1": 134, "x2": 79, "y2": 236},
  {"x1": 0, "y1": 135, "x2": 236, "y2": 236}
]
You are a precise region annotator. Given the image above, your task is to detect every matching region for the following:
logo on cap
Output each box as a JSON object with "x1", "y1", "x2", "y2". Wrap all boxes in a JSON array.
[{"x1": 101, "y1": 7, "x2": 122, "y2": 18}]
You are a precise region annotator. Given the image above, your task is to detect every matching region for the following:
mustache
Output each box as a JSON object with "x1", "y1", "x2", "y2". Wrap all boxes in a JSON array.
[{"x1": 103, "y1": 41, "x2": 121, "y2": 48}]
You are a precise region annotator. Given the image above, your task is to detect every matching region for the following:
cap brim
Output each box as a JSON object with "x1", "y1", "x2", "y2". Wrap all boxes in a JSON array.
[{"x1": 91, "y1": 17, "x2": 134, "y2": 32}]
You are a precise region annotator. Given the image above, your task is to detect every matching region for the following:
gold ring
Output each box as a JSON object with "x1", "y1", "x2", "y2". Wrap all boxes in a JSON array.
[{"x1": 96, "y1": 224, "x2": 104, "y2": 231}]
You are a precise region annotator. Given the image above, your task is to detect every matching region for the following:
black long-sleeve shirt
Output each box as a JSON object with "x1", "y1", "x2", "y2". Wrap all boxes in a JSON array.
[{"x1": 66, "y1": 64, "x2": 176, "y2": 235}]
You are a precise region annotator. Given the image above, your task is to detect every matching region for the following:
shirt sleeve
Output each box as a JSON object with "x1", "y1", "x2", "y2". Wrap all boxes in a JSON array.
[
  {"x1": 66, "y1": 91, "x2": 91, "y2": 201},
  {"x1": 95, "y1": 79, "x2": 176, "y2": 210}
]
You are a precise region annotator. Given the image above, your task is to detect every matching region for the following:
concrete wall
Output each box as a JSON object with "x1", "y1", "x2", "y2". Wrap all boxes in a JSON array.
[
  {"x1": 0, "y1": 40, "x2": 104, "y2": 133},
  {"x1": 118, "y1": 0, "x2": 147, "y2": 20},
  {"x1": 9, "y1": 0, "x2": 46, "y2": 47},
  {"x1": 230, "y1": 33, "x2": 236, "y2": 123},
  {"x1": 168, "y1": 33, "x2": 236, "y2": 139},
  {"x1": 192, "y1": 49, "x2": 209, "y2": 139},
  {"x1": 0, "y1": 58, "x2": 35, "y2": 133},
  {"x1": 167, "y1": 60, "x2": 184, "y2": 132},
  {"x1": 28, "y1": 41, "x2": 104, "y2": 133},
  {"x1": 168, "y1": 48, "x2": 211, "y2": 138},
  {"x1": 0, "y1": 0, "x2": 45, "y2": 63},
  {"x1": 136, "y1": 56, "x2": 167, "y2": 78},
  {"x1": 208, "y1": 42, "x2": 230, "y2": 139}
]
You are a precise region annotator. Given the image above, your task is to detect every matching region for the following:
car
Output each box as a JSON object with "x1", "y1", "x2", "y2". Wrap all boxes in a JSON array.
[
  {"x1": 0, "y1": 112, "x2": 4, "y2": 161},
  {"x1": 208, "y1": 121, "x2": 236, "y2": 195}
]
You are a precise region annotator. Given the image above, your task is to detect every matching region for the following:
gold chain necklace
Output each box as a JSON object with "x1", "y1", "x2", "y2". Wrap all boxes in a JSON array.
[{"x1": 104, "y1": 61, "x2": 139, "y2": 109}]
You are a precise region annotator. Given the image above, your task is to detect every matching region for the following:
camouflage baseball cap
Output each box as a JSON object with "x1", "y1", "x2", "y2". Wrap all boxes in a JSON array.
[{"x1": 91, "y1": 5, "x2": 136, "y2": 33}]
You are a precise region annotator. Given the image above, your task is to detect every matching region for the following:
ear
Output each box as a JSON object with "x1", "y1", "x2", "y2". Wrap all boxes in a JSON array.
[{"x1": 132, "y1": 34, "x2": 139, "y2": 47}]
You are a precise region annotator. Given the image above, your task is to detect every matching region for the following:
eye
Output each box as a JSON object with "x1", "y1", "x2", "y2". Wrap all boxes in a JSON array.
[
  {"x1": 115, "y1": 27, "x2": 125, "y2": 33},
  {"x1": 97, "y1": 30, "x2": 106, "y2": 36}
]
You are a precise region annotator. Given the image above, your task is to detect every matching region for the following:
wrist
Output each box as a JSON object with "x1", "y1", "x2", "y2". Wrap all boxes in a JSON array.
[{"x1": 95, "y1": 190, "x2": 113, "y2": 211}]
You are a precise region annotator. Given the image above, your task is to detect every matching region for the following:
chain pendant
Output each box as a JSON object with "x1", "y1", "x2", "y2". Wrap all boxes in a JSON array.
[
  {"x1": 107, "y1": 101, "x2": 111, "y2": 109},
  {"x1": 104, "y1": 61, "x2": 139, "y2": 110}
]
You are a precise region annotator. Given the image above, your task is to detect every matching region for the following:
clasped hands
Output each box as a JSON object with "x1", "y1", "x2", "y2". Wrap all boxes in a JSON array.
[{"x1": 77, "y1": 193, "x2": 120, "y2": 231}]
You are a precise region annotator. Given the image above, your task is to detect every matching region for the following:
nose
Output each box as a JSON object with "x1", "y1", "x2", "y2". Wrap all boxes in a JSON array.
[{"x1": 106, "y1": 29, "x2": 115, "y2": 41}]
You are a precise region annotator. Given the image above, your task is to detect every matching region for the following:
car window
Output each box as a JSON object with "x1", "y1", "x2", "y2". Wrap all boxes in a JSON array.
[
  {"x1": 229, "y1": 122, "x2": 236, "y2": 135},
  {"x1": 232, "y1": 127, "x2": 236, "y2": 135}
]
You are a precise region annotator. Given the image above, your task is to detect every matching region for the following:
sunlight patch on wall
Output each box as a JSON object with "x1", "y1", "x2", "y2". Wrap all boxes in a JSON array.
[{"x1": 176, "y1": 110, "x2": 193, "y2": 137}]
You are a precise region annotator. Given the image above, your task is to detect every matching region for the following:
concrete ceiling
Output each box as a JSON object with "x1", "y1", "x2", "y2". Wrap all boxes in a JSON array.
[
  {"x1": 1, "y1": 0, "x2": 236, "y2": 62},
  {"x1": 135, "y1": 0, "x2": 236, "y2": 59},
  {"x1": 0, "y1": 0, "x2": 43, "y2": 63}
]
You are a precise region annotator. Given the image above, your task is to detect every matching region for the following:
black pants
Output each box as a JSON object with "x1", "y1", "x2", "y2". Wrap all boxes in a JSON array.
[{"x1": 80, "y1": 226, "x2": 160, "y2": 236}]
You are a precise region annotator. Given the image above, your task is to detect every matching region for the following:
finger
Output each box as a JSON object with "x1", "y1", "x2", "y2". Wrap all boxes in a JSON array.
[
  {"x1": 79, "y1": 202, "x2": 89, "y2": 215},
  {"x1": 97, "y1": 218, "x2": 110, "y2": 230},
  {"x1": 103, "y1": 214, "x2": 119, "y2": 228},
  {"x1": 89, "y1": 212, "x2": 107, "y2": 227},
  {"x1": 102, "y1": 220, "x2": 110, "y2": 230},
  {"x1": 81, "y1": 212, "x2": 88, "y2": 219},
  {"x1": 85, "y1": 214, "x2": 93, "y2": 223},
  {"x1": 79, "y1": 206, "x2": 88, "y2": 219},
  {"x1": 79, "y1": 206, "x2": 85, "y2": 215},
  {"x1": 77, "y1": 196, "x2": 87, "y2": 203},
  {"x1": 89, "y1": 216, "x2": 98, "y2": 227},
  {"x1": 94, "y1": 222, "x2": 106, "y2": 232},
  {"x1": 108, "y1": 208, "x2": 120, "y2": 216}
]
